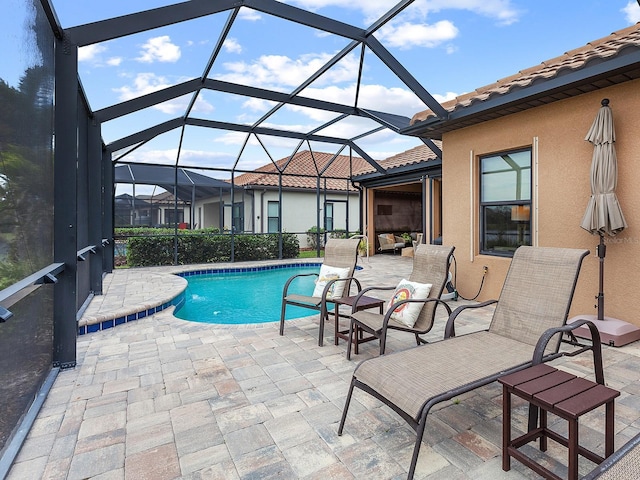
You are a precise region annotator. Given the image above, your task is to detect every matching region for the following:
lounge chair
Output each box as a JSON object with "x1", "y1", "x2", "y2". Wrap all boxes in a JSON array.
[
  {"x1": 339, "y1": 246, "x2": 603, "y2": 479},
  {"x1": 583, "y1": 431, "x2": 640, "y2": 479},
  {"x1": 279, "y1": 237, "x2": 361, "y2": 346},
  {"x1": 346, "y1": 244, "x2": 455, "y2": 359}
]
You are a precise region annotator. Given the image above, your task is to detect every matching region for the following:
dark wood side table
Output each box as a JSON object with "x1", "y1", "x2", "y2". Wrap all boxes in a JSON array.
[
  {"x1": 333, "y1": 295, "x2": 384, "y2": 354},
  {"x1": 499, "y1": 363, "x2": 619, "y2": 480}
]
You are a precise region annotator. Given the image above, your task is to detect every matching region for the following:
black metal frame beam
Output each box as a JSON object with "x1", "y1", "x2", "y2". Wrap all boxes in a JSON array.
[
  {"x1": 53, "y1": 35, "x2": 79, "y2": 368},
  {"x1": 66, "y1": 0, "x2": 239, "y2": 46},
  {"x1": 365, "y1": 35, "x2": 448, "y2": 119}
]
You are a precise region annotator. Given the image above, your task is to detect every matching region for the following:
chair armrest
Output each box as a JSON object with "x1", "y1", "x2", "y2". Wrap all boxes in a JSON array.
[
  {"x1": 532, "y1": 319, "x2": 604, "y2": 384},
  {"x1": 282, "y1": 272, "x2": 318, "y2": 296},
  {"x1": 350, "y1": 285, "x2": 395, "y2": 312},
  {"x1": 381, "y1": 297, "x2": 453, "y2": 330},
  {"x1": 444, "y1": 299, "x2": 498, "y2": 338},
  {"x1": 321, "y1": 276, "x2": 362, "y2": 301}
]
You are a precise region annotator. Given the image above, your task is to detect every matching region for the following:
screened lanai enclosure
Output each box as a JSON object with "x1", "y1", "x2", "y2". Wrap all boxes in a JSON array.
[{"x1": 0, "y1": 0, "x2": 447, "y2": 471}]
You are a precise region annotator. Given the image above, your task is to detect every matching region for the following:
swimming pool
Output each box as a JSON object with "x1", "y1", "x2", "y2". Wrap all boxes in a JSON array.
[{"x1": 174, "y1": 263, "x2": 325, "y2": 324}]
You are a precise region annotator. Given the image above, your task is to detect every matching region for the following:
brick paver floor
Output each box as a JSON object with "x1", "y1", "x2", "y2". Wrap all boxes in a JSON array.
[{"x1": 7, "y1": 254, "x2": 640, "y2": 479}]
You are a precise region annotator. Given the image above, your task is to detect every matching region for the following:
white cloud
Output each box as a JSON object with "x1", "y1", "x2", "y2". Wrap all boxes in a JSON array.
[
  {"x1": 136, "y1": 36, "x2": 181, "y2": 63},
  {"x1": 286, "y1": 0, "x2": 520, "y2": 26},
  {"x1": 219, "y1": 51, "x2": 360, "y2": 89},
  {"x1": 106, "y1": 57, "x2": 123, "y2": 66},
  {"x1": 238, "y1": 8, "x2": 262, "y2": 21},
  {"x1": 622, "y1": 1, "x2": 640, "y2": 23},
  {"x1": 114, "y1": 73, "x2": 213, "y2": 114},
  {"x1": 241, "y1": 98, "x2": 278, "y2": 112},
  {"x1": 122, "y1": 148, "x2": 235, "y2": 168},
  {"x1": 224, "y1": 38, "x2": 243, "y2": 54},
  {"x1": 377, "y1": 20, "x2": 459, "y2": 49},
  {"x1": 78, "y1": 44, "x2": 106, "y2": 63}
]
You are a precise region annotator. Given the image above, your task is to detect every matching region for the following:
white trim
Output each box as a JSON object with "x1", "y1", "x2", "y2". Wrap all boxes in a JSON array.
[
  {"x1": 532, "y1": 137, "x2": 539, "y2": 246},
  {"x1": 469, "y1": 150, "x2": 475, "y2": 263}
]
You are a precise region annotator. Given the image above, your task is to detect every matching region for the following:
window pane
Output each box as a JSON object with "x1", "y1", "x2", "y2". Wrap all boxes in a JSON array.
[
  {"x1": 481, "y1": 150, "x2": 531, "y2": 202},
  {"x1": 325, "y1": 203, "x2": 333, "y2": 231},
  {"x1": 482, "y1": 204, "x2": 531, "y2": 254},
  {"x1": 267, "y1": 201, "x2": 279, "y2": 216},
  {"x1": 268, "y1": 218, "x2": 279, "y2": 233}
]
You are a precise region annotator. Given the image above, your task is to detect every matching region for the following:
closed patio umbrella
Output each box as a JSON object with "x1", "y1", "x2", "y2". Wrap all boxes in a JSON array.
[
  {"x1": 580, "y1": 98, "x2": 627, "y2": 322},
  {"x1": 571, "y1": 99, "x2": 639, "y2": 347},
  {"x1": 580, "y1": 98, "x2": 627, "y2": 238}
]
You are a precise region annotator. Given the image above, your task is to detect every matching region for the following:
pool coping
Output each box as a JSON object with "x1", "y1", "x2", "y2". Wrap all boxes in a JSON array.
[{"x1": 77, "y1": 259, "x2": 325, "y2": 335}]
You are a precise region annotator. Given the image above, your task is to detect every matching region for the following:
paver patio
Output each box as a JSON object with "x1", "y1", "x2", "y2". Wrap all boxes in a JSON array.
[{"x1": 6, "y1": 254, "x2": 640, "y2": 479}]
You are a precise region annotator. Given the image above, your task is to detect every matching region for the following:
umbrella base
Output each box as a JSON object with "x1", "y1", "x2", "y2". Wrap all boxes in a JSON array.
[{"x1": 568, "y1": 315, "x2": 640, "y2": 347}]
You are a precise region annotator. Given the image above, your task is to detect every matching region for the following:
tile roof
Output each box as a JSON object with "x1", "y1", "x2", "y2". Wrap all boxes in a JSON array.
[
  {"x1": 409, "y1": 23, "x2": 640, "y2": 128},
  {"x1": 354, "y1": 143, "x2": 441, "y2": 176},
  {"x1": 233, "y1": 144, "x2": 442, "y2": 191},
  {"x1": 233, "y1": 150, "x2": 372, "y2": 191}
]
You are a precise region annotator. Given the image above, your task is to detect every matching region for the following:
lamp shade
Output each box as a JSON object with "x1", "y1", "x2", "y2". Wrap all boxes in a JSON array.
[{"x1": 511, "y1": 205, "x2": 530, "y2": 222}]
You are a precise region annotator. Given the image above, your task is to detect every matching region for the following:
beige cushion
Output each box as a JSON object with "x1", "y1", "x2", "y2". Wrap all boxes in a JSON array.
[
  {"x1": 386, "y1": 279, "x2": 432, "y2": 327},
  {"x1": 312, "y1": 264, "x2": 350, "y2": 299}
]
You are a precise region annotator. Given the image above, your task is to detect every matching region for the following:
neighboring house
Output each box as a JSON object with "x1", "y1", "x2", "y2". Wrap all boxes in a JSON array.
[
  {"x1": 402, "y1": 23, "x2": 640, "y2": 327},
  {"x1": 138, "y1": 191, "x2": 190, "y2": 227},
  {"x1": 114, "y1": 192, "x2": 190, "y2": 227},
  {"x1": 232, "y1": 150, "x2": 372, "y2": 246}
]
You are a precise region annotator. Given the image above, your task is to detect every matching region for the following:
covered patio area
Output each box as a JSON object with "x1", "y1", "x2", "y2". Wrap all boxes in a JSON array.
[{"x1": 7, "y1": 255, "x2": 640, "y2": 480}]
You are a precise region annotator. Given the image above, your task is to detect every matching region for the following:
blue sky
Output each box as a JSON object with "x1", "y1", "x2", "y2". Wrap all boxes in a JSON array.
[{"x1": 5, "y1": 0, "x2": 640, "y2": 192}]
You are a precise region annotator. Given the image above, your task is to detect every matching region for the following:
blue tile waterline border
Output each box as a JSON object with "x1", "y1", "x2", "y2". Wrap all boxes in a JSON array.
[
  {"x1": 77, "y1": 262, "x2": 357, "y2": 335},
  {"x1": 77, "y1": 292, "x2": 186, "y2": 336}
]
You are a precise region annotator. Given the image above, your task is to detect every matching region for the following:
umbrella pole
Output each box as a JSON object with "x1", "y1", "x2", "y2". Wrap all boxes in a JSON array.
[{"x1": 597, "y1": 234, "x2": 606, "y2": 321}]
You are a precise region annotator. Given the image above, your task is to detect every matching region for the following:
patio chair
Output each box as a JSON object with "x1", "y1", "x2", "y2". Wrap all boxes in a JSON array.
[
  {"x1": 279, "y1": 237, "x2": 361, "y2": 346},
  {"x1": 339, "y1": 246, "x2": 604, "y2": 479},
  {"x1": 345, "y1": 243, "x2": 455, "y2": 360},
  {"x1": 583, "y1": 431, "x2": 640, "y2": 479}
]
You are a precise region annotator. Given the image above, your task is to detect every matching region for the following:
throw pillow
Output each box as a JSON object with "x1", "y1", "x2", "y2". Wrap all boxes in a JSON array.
[
  {"x1": 312, "y1": 264, "x2": 351, "y2": 299},
  {"x1": 386, "y1": 279, "x2": 432, "y2": 328}
]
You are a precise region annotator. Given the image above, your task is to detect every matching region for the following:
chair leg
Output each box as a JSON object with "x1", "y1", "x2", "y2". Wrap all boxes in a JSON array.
[
  {"x1": 379, "y1": 329, "x2": 387, "y2": 355},
  {"x1": 415, "y1": 333, "x2": 420, "y2": 346},
  {"x1": 318, "y1": 302, "x2": 326, "y2": 346},
  {"x1": 347, "y1": 318, "x2": 355, "y2": 360},
  {"x1": 338, "y1": 378, "x2": 356, "y2": 435},
  {"x1": 408, "y1": 417, "x2": 428, "y2": 480},
  {"x1": 279, "y1": 300, "x2": 287, "y2": 336}
]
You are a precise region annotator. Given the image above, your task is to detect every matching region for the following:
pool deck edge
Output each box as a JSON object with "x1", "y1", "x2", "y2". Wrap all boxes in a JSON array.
[{"x1": 77, "y1": 258, "x2": 326, "y2": 335}]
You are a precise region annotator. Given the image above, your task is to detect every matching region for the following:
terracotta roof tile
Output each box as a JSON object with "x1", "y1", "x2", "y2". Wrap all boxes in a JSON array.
[
  {"x1": 233, "y1": 150, "x2": 372, "y2": 191},
  {"x1": 354, "y1": 143, "x2": 441, "y2": 175},
  {"x1": 234, "y1": 144, "x2": 441, "y2": 190},
  {"x1": 410, "y1": 23, "x2": 640, "y2": 125}
]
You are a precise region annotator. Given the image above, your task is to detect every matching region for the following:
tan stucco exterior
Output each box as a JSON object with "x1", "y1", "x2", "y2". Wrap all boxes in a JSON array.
[{"x1": 442, "y1": 80, "x2": 640, "y2": 325}]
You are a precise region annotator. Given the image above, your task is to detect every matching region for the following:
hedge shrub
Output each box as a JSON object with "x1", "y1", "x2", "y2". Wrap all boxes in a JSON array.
[{"x1": 120, "y1": 228, "x2": 299, "y2": 267}]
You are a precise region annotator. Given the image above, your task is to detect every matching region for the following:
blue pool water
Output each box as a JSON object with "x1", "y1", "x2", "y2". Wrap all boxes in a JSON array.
[{"x1": 174, "y1": 264, "x2": 324, "y2": 324}]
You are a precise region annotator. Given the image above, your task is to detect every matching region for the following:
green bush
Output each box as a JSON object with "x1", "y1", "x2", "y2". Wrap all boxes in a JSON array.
[
  {"x1": 306, "y1": 226, "x2": 325, "y2": 249},
  {"x1": 122, "y1": 229, "x2": 299, "y2": 267}
]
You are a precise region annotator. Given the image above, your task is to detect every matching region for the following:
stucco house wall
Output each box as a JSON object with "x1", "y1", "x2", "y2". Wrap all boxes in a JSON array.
[
  {"x1": 442, "y1": 80, "x2": 640, "y2": 325},
  {"x1": 253, "y1": 189, "x2": 360, "y2": 246}
]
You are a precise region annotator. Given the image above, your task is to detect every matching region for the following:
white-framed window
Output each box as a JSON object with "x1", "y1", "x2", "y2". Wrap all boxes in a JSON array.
[{"x1": 267, "y1": 201, "x2": 279, "y2": 233}]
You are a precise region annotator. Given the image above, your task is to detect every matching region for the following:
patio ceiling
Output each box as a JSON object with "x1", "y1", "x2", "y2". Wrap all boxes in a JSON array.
[{"x1": 44, "y1": 0, "x2": 445, "y2": 180}]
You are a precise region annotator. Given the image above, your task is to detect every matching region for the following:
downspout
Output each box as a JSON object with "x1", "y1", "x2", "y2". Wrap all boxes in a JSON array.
[
  {"x1": 421, "y1": 175, "x2": 428, "y2": 244},
  {"x1": 260, "y1": 189, "x2": 267, "y2": 233},
  {"x1": 351, "y1": 179, "x2": 363, "y2": 236}
]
